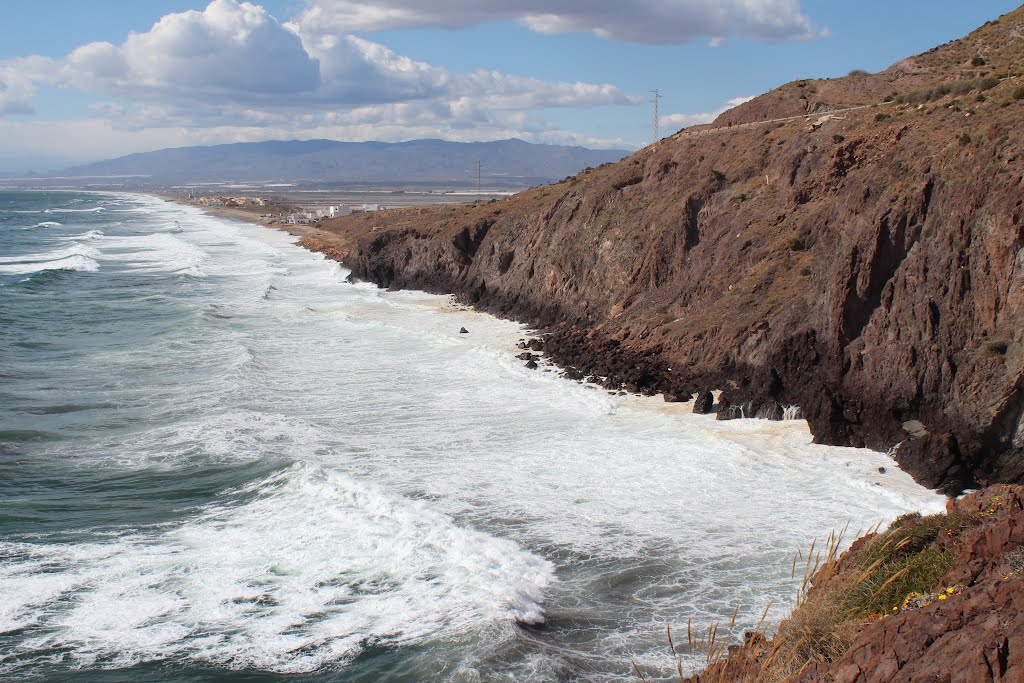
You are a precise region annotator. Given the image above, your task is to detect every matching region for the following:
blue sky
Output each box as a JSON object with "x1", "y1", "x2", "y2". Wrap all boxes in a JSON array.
[{"x1": 0, "y1": 1, "x2": 1019, "y2": 172}]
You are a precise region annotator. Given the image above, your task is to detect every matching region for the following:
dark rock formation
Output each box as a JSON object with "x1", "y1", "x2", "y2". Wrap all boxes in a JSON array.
[
  {"x1": 304, "y1": 8, "x2": 1024, "y2": 493},
  {"x1": 693, "y1": 390, "x2": 715, "y2": 414},
  {"x1": 716, "y1": 397, "x2": 744, "y2": 421},
  {"x1": 755, "y1": 401, "x2": 785, "y2": 421}
]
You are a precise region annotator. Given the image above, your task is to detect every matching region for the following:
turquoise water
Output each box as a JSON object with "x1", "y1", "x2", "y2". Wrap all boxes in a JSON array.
[{"x1": 0, "y1": 191, "x2": 944, "y2": 681}]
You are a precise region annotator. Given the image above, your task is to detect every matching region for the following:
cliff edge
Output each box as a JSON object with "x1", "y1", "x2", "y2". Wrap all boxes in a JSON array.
[
  {"x1": 308, "y1": 7, "x2": 1024, "y2": 494},
  {"x1": 681, "y1": 484, "x2": 1024, "y2": 682}
]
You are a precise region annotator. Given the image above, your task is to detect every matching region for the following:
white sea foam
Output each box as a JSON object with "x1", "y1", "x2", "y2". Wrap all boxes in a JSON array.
[
  {"x1": 33, "y1": 221, "x2": 62, "y2": 228},
  {"x1": 71, "y1": 229, "x2": 105, "y2": 240},
  {"x1": 0, "y1": 244, "x2": 100, "y2": 264},
  {"x1": 44, "y1": 206, "x2": 106, "y2": 213},
  {"x1": 0, "y1": 254, "x2": 99, "y2": 275},
  {"x1": 0, "y1": 464, "x2": 554, "y2": 674},
  {"x1": 98, "y1": 232, "x2": 208, "y2": 276}
]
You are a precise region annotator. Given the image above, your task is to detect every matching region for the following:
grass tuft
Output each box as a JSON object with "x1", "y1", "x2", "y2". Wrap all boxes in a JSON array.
[{"x1": 664, "y1": 506, "x2": 987, "y2": 682}]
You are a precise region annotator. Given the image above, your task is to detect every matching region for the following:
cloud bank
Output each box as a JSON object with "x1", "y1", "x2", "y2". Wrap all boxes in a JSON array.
[
  {"x1": 0, "y1": 0, "x2": 824, "y2": 169},
  {"x1": 294, "y1": 0, "x2": 827, "y2": 44},
  {"x1": 1, "y1": 1, "x2": 634, "y2": 125}
]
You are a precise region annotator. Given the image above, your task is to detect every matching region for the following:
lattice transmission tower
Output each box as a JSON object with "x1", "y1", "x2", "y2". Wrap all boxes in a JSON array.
[{"x1": 651, "y1": 89, "x2": 663, "y2": 143}]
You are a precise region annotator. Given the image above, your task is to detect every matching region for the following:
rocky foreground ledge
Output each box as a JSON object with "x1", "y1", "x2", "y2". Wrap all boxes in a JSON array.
[
  {"x1": 679, "y1": 484, "x2": 1024, "y2": 683},
  {"x1": 303, "y1": 8, "x2": 1024, "y2": 495}
]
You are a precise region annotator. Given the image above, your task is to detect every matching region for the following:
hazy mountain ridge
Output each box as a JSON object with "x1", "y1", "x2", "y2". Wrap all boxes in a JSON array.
[{"x1": 57, "y1": 138, "x2": 630, "y2": 188}]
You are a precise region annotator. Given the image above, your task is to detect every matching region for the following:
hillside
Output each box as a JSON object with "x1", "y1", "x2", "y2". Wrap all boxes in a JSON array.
[
  {"x1": 57, "y1": 138, "x2": 629, "y2": 189},
  {"x1": 304, "y1": 7, "x2": 1024, "y2": 495}
]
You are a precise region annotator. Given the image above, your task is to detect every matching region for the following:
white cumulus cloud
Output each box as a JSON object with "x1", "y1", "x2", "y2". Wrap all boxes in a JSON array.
[
  {"x1": 293, "y1": 0, "x2": 827, "y2": 44},
  {"x1": 0, "y1": 0, "x2": 648, "y2": 168},
  {"x1": 0, "y1": 57, "x2": 57, "y2": 115},
  {"x1": 0, "y1": 0, "x2": 635, "y2": 125},
  {"x1": 61, "y1": 0, "x2": 320, "y2": 103}
]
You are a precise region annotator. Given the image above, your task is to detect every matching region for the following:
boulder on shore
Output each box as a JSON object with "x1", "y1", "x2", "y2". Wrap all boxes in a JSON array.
[{"x1": 693, "y1": 390, "x2": 715, "y2": 414}]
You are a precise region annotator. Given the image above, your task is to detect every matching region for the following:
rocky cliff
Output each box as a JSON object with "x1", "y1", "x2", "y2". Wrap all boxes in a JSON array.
[{"x1": 307, "y1": 8, "x2": 1024, "y2": 494}]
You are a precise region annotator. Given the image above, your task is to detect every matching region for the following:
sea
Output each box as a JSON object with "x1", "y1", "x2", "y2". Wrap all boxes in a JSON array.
[{"x1": 0, "y1": 190, "x2": 945, "y2": 681}]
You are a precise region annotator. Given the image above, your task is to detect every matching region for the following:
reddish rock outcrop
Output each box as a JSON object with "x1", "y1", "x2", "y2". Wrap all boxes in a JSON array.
[
  {"x1": 680, "y1": 486, "x2": 1024, "y2": 683},
  {"x1": 307, "y1": 9, "x2": 1024, "y2": 493},
  {"x1": 831, "y1": 491, "x2": 1024, "y2": 682}
]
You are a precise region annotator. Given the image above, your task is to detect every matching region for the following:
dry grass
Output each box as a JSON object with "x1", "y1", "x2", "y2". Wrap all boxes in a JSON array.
[
  {"x1": 756, "y1": 511, "x2": 978, "y2": 680},
  {"x1": 650, "y1": 508, "x2": 985, "y2": 683}
]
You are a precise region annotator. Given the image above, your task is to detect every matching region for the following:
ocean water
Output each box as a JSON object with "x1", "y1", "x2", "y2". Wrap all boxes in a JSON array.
[{"x1": 0, "y1": 191, "x2": 945, "y2": 681}]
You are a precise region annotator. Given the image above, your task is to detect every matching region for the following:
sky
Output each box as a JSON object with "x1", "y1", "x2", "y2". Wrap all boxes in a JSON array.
[{"x1": 0, "y1": 0, "x2": 1020, "y2": 172}]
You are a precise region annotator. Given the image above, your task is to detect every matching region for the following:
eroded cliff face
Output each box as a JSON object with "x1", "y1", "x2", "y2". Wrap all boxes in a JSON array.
[{"x1": 308, "y1": 10, "x2": 1024, "y2": 494}]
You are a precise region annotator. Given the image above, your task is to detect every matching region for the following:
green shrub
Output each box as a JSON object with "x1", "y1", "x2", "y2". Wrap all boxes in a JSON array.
[
  {"x1": 850, "y1": 546, "x2": 957, "y2": 617},
  {"x1": 972, "y1": 56, "x2": 986, "y2": 67},
  {"x1": 896, "y1": 77, "x2": 1001, "y2": 105},
  {"x1": 612, "y1": 176, "x2": 643, "y2": 191},
  {"x1": 959, "y1": 133, "x2": 972, "y2": 146},
  {"x1": 985, "y1": 339, "x2": 1009, "y2": 356},
  {"x1": 843, "y1": 510, "x2": 974, "y2": 618},
  {"x1": 875, "y1": 112, "x2": 891, "y2": 122}
]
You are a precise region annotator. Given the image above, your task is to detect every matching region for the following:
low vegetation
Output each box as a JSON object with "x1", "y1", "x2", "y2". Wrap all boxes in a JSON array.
[
  {"x1": 660, "y1": 498, "x2": 999, "y2": 682},
  {"x1": 893, "y1": 76, "x2": 1001, "y2": 105}
]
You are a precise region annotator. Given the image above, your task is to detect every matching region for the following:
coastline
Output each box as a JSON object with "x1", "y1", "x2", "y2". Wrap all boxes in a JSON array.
[
  {"x1": 163, "y1": 193, "x2": 353, "y2": 252},
  {"x1": 170, "y1": 192, "x2": 951, "y2": 515},
  {"x1": 163, "y1": 190, "x2": 1017, "y2": 683},
  {"x1": 170, "y1": 197, "x2": 811, "y2": 426},
  {"x1": 169, "y1": 194, "x2": 954, "y2": 499}
]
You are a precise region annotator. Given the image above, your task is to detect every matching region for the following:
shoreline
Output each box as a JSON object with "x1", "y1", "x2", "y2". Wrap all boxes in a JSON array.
[
  {"x1": 162, "y1": 192, "x2": 366, "y2": 256},
  {"x1": 167, "y1": 201, "x2": 791, "y2": 404},
  {"x1": 155, "y1": 191, "x2": 977, "y2": 683},
  {"x1": 169, "y1": 192, "x2": 949, "y2": 508}
]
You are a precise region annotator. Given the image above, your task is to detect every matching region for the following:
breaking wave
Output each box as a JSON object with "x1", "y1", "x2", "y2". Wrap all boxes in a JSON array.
[{"x1": 0, "y1": 464, "x2": 554, "y2": 675}]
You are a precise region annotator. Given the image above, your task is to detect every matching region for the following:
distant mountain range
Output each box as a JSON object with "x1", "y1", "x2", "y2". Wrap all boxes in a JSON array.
[{"x1": 51, "y1": 139, "x2": 630, "y2": 189}]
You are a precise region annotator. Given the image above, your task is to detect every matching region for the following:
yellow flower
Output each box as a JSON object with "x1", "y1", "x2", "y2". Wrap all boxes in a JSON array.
[
  {"x1": 938, "y1": 594, "x2": 947, "y2": 600},
  {"x1": 946, "y1": 587, "x2": 955, "y2": 594},
  {"x1": 893, "y1": 606, "x2": 899, "y2": 611}
]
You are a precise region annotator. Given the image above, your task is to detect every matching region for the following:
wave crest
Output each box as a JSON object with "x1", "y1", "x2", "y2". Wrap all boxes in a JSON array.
[
  {"x1": 0, "y1": 254, "x2": 99, "y2": 275},
  {"x1": 0, "y1": 463, "x2": 554, "y2": 674}
]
